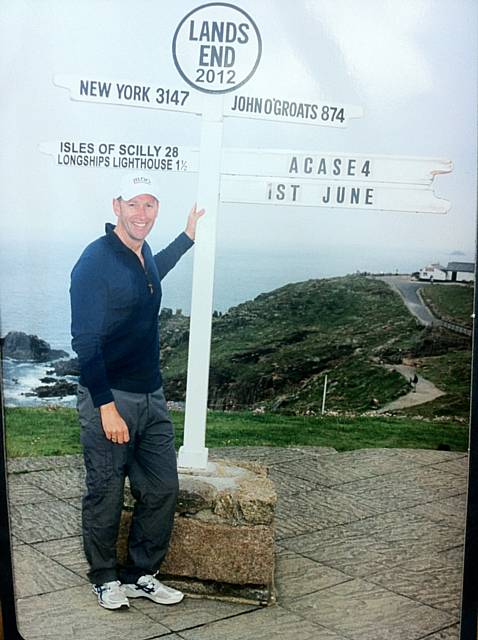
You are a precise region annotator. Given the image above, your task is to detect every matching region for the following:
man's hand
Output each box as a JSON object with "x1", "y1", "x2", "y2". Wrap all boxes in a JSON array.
[
  {"x1": 99, "y1": 402, "x2": 130, "y2": 444},
  {"x1": 184, "y1": 203, "x2": 205, "y2": 241}
]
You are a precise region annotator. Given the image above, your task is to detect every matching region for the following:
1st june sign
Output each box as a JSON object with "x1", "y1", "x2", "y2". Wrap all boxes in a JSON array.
[{"x1": 220, "y1": 176, "x2": 451, "y2": 213}]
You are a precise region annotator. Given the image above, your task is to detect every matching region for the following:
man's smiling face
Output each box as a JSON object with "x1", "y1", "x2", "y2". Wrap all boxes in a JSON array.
[{"x1": 112, "y1": 194, "x2": 159, "y2": 248}]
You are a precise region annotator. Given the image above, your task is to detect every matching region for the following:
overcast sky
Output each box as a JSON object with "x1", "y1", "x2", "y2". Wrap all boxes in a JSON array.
[{"x1": 0, "y1": 0, "x2": 476, "y2": 259}]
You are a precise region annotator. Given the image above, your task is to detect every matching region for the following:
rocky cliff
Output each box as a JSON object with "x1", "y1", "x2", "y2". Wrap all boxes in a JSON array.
[{"x1": 2, "y1": 331, "x2": 68, "y2": 362}]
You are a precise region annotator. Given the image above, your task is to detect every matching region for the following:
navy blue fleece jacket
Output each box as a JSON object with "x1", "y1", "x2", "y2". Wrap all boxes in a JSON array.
[{"x1": 70, "y1": 223, "x2": 193, "y2": 407}]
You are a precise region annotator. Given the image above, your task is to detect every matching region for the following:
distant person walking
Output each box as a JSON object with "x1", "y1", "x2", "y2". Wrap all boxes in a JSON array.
[{"x1": 412, "y1": 373, "x2": 419, "y2": 392}]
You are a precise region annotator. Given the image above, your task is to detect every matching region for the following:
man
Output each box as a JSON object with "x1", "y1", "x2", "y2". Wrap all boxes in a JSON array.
[{"x1": 70, "y1": 172, "x2": 204, "y2": 610}]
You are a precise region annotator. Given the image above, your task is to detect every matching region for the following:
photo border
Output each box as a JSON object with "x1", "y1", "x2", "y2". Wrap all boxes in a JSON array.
[
  {"x1": 0, "y1": 2, "x2": 476, "y2": 638},
  {"x1": 459, "y1": 224, "x2": 478, "y2": 639},
  {"x1": 0, "y1": 342, "x2": 21, "y2": 639}
]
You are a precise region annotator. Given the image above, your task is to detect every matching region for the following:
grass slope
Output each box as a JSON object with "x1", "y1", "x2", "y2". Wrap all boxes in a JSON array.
[
  {"x1": 162, "y1": 276, "x2": 430, "y2": 413},
  {"x1": 421, "y1": 284, "x2": 474, "y2": 328}
]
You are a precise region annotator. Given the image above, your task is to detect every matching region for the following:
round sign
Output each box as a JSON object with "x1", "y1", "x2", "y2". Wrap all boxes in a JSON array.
[{"x1": 172, "y1": 2, "x2": 262, "y2": 95}]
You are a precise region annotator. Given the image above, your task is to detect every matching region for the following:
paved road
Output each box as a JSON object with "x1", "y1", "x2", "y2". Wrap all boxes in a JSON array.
[{"x1": 377, "y1": 276, "x2": 435, "y2": 326}]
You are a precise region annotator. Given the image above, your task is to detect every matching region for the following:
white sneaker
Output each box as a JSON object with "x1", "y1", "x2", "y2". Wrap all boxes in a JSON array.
[
  {"x1": 122, "y1": 574, "x2": 184, "y2": 605},
  {"x1": 92, "y1": 580, "x2": 130, "y2": 610}
]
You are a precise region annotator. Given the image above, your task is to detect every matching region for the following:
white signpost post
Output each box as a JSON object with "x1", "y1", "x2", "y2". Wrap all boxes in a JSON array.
[
  {"x1": 49, "y1": 3, "x2": 452, "y2": 471},
  {"x1": 178, "y1": 95, "x2": 224, "y2": 468}
]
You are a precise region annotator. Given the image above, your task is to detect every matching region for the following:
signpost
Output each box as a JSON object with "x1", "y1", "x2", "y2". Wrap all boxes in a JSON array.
[
  {"x1": 172, "y1": 2, "x2": 262, "y2": 469},
  {"x1": 172, "y1": 4, "x2": 450, "y2": 469},
  {"x1": 50, "y1": 3, "x2": 452, "y2": 472}
]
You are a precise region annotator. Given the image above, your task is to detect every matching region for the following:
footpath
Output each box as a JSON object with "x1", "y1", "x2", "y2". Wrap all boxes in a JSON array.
[{"x1": 377, "y1": 363, "x2": 445, "y2": 413}]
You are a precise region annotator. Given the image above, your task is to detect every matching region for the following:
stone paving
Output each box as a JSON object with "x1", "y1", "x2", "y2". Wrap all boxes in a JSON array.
[{"x1": 6, "y1": 446, "x2": 467, "y2": 640}]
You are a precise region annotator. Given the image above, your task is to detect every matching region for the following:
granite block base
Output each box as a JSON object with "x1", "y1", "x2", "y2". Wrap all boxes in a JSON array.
[{"x1": 117, "y1": 459, "x2": 277, "y2": 605}]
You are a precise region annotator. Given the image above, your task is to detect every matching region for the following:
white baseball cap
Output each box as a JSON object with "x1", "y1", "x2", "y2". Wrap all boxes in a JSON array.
[{"x1": 117, "y1": 172, "x2": 160, "y2": 201}]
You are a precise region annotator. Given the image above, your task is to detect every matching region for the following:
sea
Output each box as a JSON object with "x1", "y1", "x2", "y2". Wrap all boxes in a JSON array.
[{"x1": 0, "y1": 241, "x2": 460, "y2": 407}]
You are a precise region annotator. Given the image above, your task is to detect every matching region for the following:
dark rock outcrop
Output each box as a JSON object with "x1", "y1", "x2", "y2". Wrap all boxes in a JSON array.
[
  {"x1": 2, "y1": 331, "x2": 68, "y2": 362},
  {"x1": 50, "y1": 358, "x2": 80, "y2": 377},
  {"x1": 33, "y1": 379, "x2": 78, "y2": 398}
]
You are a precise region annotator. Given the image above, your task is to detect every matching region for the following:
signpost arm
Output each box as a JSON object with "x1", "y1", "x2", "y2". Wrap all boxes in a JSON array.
[{"x1": 178, "y1": 95, "x2": 224, "y2": 470}]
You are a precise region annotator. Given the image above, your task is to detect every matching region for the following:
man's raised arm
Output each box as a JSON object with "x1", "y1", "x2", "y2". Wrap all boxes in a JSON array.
[{"x1": 154, "y1": 203, "x2": 205, "y2": 280}]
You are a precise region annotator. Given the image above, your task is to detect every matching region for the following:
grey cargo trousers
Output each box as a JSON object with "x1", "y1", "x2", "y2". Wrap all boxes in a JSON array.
[{"x1": 77, "y1": 385, "x2": 179, "y2": 585}]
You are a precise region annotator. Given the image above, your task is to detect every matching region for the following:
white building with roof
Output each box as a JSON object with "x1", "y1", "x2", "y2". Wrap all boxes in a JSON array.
[
  {"x1": 446, "y1": 261, "x2": 475, "y2": 282},
  {"x1": 418, "y1": 263, "x2": 447, "y2": 281}
]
